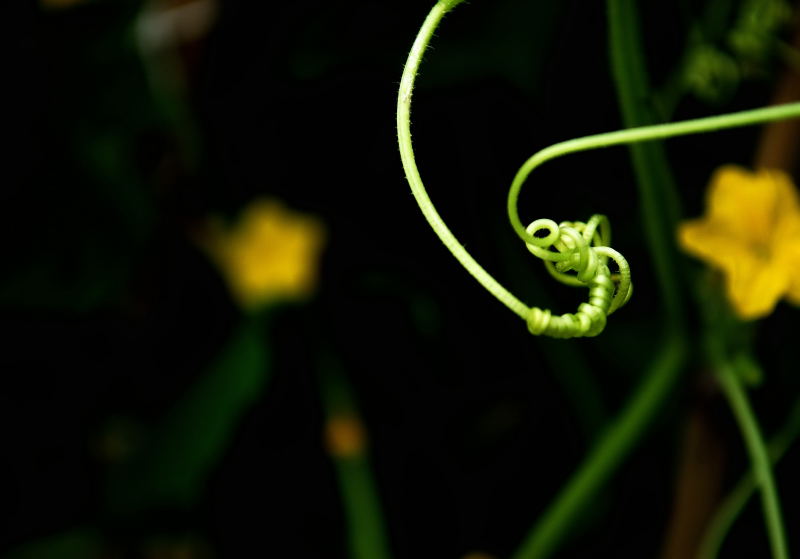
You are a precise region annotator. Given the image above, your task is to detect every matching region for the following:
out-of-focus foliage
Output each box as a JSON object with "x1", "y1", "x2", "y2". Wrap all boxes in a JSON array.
[
  {"x1": 106, "y1": 320, "x2": 270, "y2": 513},
  {"x1": 680, "y1": 0, "x2": 792, "y2": 104},
  {"x1": 6, "y1": 529, "x2": 102, "y2": 559},
  {"x1": 7, "y1": 0, "x2": 800, "y2": 557}
]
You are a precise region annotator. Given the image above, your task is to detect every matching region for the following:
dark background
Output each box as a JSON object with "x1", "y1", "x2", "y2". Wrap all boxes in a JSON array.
[{"x1": 4, "y1": 0, "x2": 800, "y2": 557}]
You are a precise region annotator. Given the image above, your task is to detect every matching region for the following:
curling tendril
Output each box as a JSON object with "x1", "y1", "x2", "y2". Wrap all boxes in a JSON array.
[
  {"x1": 397, "y1": 0, "x2": 800, "y2": 340},
  {"x1": 524, "y1": 215, "x2": 632, "y2": 338}
]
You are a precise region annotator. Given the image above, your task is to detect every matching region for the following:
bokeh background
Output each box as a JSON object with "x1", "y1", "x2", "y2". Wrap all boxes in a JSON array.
[{"x1": 5, "y1": 0, "x2": 800, "y2": 557}]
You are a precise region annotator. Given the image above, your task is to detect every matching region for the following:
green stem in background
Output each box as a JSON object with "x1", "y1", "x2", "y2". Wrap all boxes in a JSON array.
[
  {"x1": 495, "y1": 223, "x2": 608, "y2": 439},
  {"x1": 510, "y1": 335, "x2": 687, "y2": 559},
  {"x1": 607, "y1": 0, "x2": 684, "y2": 332},
  {"x1": 336, "y1": 457, "x2": 391, "y2": 559},
  {"x1": 107, "y1": 317, "x2": 269, "y2": 513},
  {"x1": 707, "y1": 343, "x2": 789, "y2": 559},
  {"x1": 318, "y1": 355, "x2": 392, "y2": 559},
  {"x1": 397, "y1": 0, "x2": 529, "y2": 320},
  {"x1": 697, "y1": 398, "x2": 800, "y2": 559}
]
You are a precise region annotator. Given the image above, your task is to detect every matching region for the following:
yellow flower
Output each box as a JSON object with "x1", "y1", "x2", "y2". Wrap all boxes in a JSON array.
[
  {"x1": 204, "y1": 198, "x2": 325, "y2": 310},
  {"x1": 678, "y1": 165, "x2": 800, "y2": 319}
]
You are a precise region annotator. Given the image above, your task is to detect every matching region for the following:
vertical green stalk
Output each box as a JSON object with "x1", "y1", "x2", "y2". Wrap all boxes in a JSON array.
[
  {"x1": 697, "y1": 398, "x2": 800, "y2": 559},
  {"x1": 335, "y1": 458, "x2": 392, "y2": 559},
  {"x1": 708, "y1": 347, "x2": 789, "y2": 559},
  {"x1": 318, "y1": 356, "x2": 392, "y2": 559},
  {"x1": 607, "y1": 0, "x2": 685, "y2": 333}
]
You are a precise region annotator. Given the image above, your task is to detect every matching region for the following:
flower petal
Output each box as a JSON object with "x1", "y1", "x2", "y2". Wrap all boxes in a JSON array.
[
  {"x1": 706, "y1": 166, "x2": 799, "y2": 247},
  {"x1": 678, "y1": 218, "x2": 753, "y2": 272},
  {"x1": 725, "y1": 257, "x2": 789, "y2": 319},
  {"x1": 679, "y1": 217, "x2": 788, "y2": 319}
]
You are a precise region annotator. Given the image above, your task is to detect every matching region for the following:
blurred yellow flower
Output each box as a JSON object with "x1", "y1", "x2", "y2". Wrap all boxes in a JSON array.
[
  {"x1": 205, "y1": 198, "x2": 325, "y2": 310},
  {"x1": 678, "y1": 165, "x2": 800, "y2": 319}
]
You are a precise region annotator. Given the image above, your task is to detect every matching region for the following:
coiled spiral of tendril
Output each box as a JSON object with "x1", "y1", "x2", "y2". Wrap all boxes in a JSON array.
[{"x1": 523, "y1": 214, "x2": 632, "y2": 339}]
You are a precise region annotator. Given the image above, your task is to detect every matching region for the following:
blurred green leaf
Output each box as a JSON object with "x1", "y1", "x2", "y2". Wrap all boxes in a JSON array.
[
  {"x1": 4, "y1": 528, "x2": 101, "y2": 559},
  {"x1": 107, "y1": 319, "x2": 269, "y2": 513},
  {"x1": 3, "y1": 2, "x2": 170, "y2": 312}
]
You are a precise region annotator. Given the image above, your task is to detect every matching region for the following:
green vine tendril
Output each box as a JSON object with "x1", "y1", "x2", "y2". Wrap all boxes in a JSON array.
[
  {"x1": 523, "y1": 215, "x2": 631, "y2": 338},
  {"x1": 398, "y1": 0, "x2": 800, "y2": 340}
]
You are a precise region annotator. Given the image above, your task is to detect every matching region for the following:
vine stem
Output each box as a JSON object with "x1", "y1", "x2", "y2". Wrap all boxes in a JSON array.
[
  {"x1": 397, "y1": 0, "x2": 529, "y2": 319},
  {"x1": 708, "y1": 341, "x2": 789, "y2": 559},
  {"x1": 507, "y1": 102, "x2": 800, "y2": 245}
]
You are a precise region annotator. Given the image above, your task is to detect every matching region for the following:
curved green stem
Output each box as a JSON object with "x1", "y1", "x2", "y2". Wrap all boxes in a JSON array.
[
  {"x1": 510, "y1": 334, "x2": 687, "y2": 559},
  {"x1": 397, "y1": 1, "x2": 529, "y2": 320},
  {"x1": 697, "y1": 398, "x2": 800, "y2": 559},
  {"x1": 507, "y1": 102, "x2": 800, "y2": 245},
  {"x1": 708, "y1": 344, "x2": 789, "y2": 559}
]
